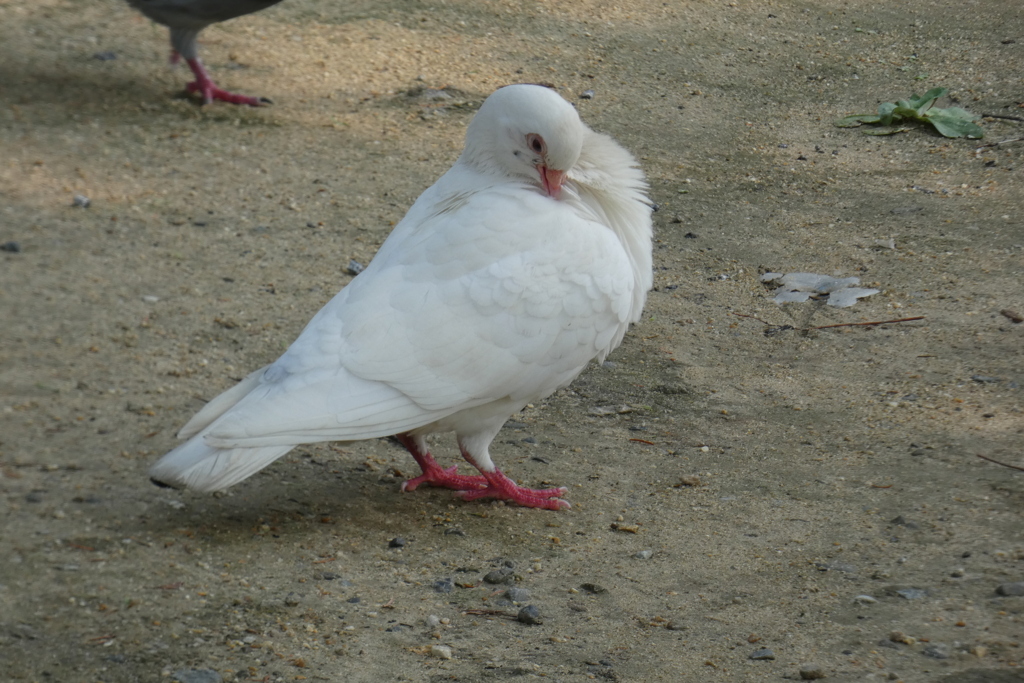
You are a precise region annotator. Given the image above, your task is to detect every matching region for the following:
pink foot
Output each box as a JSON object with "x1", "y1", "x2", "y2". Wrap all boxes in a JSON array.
[
  {"x1": 182, "y1": 56, "x2": 270, "y2": 106},
  {"x1": 457, "y1": 469, "x2": 570, "y2": 511},
  {"x1": 400, "y1": 463, "x2": 488, "y2": 493},
  {"x1": 396, "y1": 434, "x2": 487, "y2": 492}
]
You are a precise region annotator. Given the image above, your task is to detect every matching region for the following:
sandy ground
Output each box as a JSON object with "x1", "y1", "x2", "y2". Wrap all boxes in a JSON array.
[{"x1": 1, "y1": 0, "x2": 1023, "y2": 681}]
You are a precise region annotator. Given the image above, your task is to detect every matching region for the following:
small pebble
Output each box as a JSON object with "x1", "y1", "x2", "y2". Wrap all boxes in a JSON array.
[
  {"x1": 799, "y1": 663, "x2": 826, "y2": 680},
  {"x1": 505, "y1": 587, "x2": 531, "y2": 603},
  {"x1": 890, "y1": 515, "x2": 919, "y2": 529},
  {"x1": 852, "y1": 595, "x2": 877, "y2": 605},
  {"x1": 634, "y1": 550, "x2": 654, "y2": 560},
  {"x1": 72, "y1": 195, "x2": 91, "y2": 208},
  {"x1": 388, "y1": 537, "x2": 406, "y2": 548},
  {"x1": 922, "y1": 643, "x2": 950, "y2": 659},
  {"x1": 580, "y1": 583, "x2": 607, "y2": 594},
  {"x1": 896, "y1": 588, "x2": 927, "y2": 600},
  {"x1": 996, "y1": 581, "x2": 1024, "y2": 596},
  {"x1": 425, "y1": 615, "x2": 441, "y2": 628},
  {"x1": 346, "y1": 260, "x2": 364, "y2": 275},
  {"x1": 0, "y1": 241, "x2": 21, "y2": 253},
  {"x1": 172, "y1": 669, "x2": 221, "y2": 683},
  {"x1": 889, "y1": 631, "x2": 916, "y2": 645},
  {"x1": 433, "y1": 578, "x2": 453, "y2": 594},
  {"x1": 430, "y1": 644, "x2": 453, "y2": 660},
  {"x1": 92, "y1": 51, "x2": 117, "y2": 61},
  {"x1": 283, "y1": 592, "x2": 302, "y2": 606},
  {"x1": 483, "y1": 567, "x2": 515, "y2": 584},
  {"x1": 517, "y1": 605, "x2": 543, "y2": 625},
  {"x1": 749, "y1": 648, "x2": 775, "y2": 661},
  {"x1": 950, "y1": 568, "x2": 965, "y2": 578},
  {"x1": 580, "y1": 89, "x2": 595, "y2": 100},
  {"x1": 814, "y1": 561, "x2": 857, "y2": 574},
  {"x1": 1000, "y1": 308, "x2": 1024, "y2": 323}
]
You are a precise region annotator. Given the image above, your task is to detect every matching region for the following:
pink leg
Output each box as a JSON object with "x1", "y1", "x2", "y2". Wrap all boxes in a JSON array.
[
  {"x1": 397, "y1": 434, "x2": 488, "y2": 492},
  {"x1": 456, "y1": 446, "x2": 570, "y2": 511},
  {"x1": 178, "y1": 54, "x2": 270, "y2": 106}
]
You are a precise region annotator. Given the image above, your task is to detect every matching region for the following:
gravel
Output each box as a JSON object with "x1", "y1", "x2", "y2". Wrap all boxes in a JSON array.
[
  {"x1": 171, "y1": 669, "x2": 221, "y2": 683},
  {"x1": 799, "y1": 663, "x2": 826, "y2": 680},
  {"x1": 517, "y1": 605, "x2": 543, "y2": 625},
  {"x1": 430, "y1": 644, "x2": 453, "y2": 659},
  {"x1": 505, "y1": 587, "x2": 531, "y2": 603},
  {"x1": 483, "y1": 567, "x2": 515, "y2": 584}
]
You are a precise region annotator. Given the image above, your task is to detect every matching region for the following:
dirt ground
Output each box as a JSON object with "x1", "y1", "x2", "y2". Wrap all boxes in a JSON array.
[{"x1": 1, "y1": 0, "x2": 1023, "y2": 681}]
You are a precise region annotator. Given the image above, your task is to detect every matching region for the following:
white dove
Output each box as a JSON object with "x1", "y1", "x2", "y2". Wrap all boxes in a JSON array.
[
  {"x1": 149, "y1": 84, "x2": 653, "y2": 510},
  {"x1": 125, "y1": 0, "x2": 285, "y2": 105}
]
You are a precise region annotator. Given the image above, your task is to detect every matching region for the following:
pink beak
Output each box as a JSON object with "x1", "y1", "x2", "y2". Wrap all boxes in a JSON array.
[{"x1": 538, "y1": 165, "x2": 567, "y2": 199}]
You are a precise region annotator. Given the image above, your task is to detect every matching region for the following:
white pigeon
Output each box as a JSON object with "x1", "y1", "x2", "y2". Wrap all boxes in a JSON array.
[
  {"x1": 149, "y1": 84, "x2": 653, "y2": 510},
  {"x1": 125, "y1": 0, "x2": 285, "y2": 105}
]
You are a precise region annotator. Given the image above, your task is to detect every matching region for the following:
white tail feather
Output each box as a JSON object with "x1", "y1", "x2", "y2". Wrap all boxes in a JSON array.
[
  {"x1": 149, "y1": 431, "x2": 293, "y2": 492},
  {"x1": 177, "y1": 365, "x2": 270, "y2": 440}
]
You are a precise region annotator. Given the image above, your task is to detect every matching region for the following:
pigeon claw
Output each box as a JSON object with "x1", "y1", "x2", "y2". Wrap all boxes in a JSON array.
[
  {"x1": 400, "y1": 464, "x2": 488, "y2": 493},
  {"x1": 183, "y1": 57, "x2": 269, "y2": 107},
  {"x1": 456, "y1": 469, "x2": 570, "y2": 511},
  {"x1": 185, "y1": 81, "x2": 269, "y2": 107}
]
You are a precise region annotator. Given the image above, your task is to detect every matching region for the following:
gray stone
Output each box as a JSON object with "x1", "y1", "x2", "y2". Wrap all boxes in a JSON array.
[
  {"x1": 749, "y1": 648, "x2": 775, "y2": 660},
  {"x1": 799, "y1": 663, "x2": 826, "y2": 680},
  {"x1": 517, "y1": 605, "x2": 543, "y2": 625},
  {"x1": 923, "y1": 643, "x2": 951, "y2": 659},
  {"x1": 996, "y1": 582, "x2": 1024, "y2": 596},
  {"x1": 484, "y1": 567, "x2": 515, "y2": 584},
  {"x1": 505, "y1": 587, "x2": 531, "y2": 603},
  {"x1": 172, "y1": 669, "x2": 221, "y2": 683}
]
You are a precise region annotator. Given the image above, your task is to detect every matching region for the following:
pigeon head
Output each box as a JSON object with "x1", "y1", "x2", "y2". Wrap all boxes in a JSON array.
[{"x1": 462, "y1": 84, "x2": 584, "y2": 198}]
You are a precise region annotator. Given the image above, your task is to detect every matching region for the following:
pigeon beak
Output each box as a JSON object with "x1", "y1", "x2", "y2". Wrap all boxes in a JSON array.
[{"x1": 538, "y1": 165, "x2": 567, "y2": 199}]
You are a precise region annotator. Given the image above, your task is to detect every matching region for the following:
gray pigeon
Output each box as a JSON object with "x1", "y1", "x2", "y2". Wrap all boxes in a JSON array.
[{"x1": 126, "y1": 0, "x2": 285, "y2": 105}]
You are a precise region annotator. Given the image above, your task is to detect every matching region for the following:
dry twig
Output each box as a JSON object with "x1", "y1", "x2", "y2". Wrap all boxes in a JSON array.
[{"x1": 976, "y1": 454, "x2": 1024, "y2": 472}]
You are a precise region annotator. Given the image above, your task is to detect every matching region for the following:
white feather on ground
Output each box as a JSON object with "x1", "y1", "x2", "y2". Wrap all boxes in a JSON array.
[{"x1": 149, "y1": 84, "x2": 653, "y2": 510}]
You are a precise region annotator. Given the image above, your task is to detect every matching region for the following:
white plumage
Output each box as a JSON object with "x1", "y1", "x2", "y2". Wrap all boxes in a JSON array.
[{"x1": 149, "y1": 84, "x2": 653, "y2": 510}]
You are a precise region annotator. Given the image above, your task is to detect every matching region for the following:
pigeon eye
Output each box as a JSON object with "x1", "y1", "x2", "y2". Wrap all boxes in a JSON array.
[{"x1": 526, "y1": 134, "x2": 546, "y2": 156}]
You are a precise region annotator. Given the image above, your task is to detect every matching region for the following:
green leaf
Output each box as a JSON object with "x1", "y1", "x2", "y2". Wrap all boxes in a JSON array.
[
  {"x1": 891, "y1": 105, "x2": 921, "y2": 121},
  {"x1": 836, "y1": 114, "x2": 882, "y2": 127},
  {"x1": 863, "y1": 127, "x2": 910, "y2": 136},
  {"x1": 877, "y1": 101, "x2": 897, "y2": 125},
  {"x1": 836, "y1": 87, "x2": 982, "y2": 138},
  {"x1": 925, "y1": 109, "x2": 985, "y2": 138},
  {"x1": 910, "y1": 87, "x2": 947, "y2": 114}
]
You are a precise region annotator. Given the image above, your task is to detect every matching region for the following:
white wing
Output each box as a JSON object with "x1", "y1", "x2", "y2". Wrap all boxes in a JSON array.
[{"x1": 202, "y1": 176, "x2": 636, "y2": 448}]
